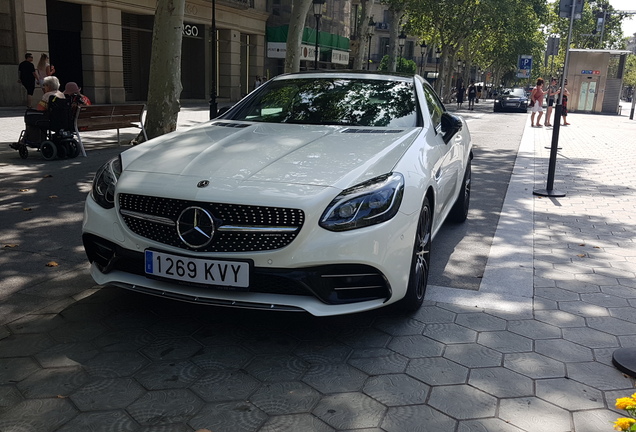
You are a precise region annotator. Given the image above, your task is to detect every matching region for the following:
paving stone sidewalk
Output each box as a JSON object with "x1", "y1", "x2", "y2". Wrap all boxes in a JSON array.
[{"x1": 0, "y1": 102, "x2": 635, "y2": 431}]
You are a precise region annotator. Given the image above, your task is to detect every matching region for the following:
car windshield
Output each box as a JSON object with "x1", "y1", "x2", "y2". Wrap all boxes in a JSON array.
[
  {"x1": 504, "y1": 88, "x2": 526, "y2": 97},
  {"x1": 227, "y1": 77, "x2": 417, "y2": 128}
]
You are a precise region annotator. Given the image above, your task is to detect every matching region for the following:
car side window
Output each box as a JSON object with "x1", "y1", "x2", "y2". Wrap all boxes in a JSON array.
[{"x1": 421, "y1": 82, "x2": 445, "y2": 134}]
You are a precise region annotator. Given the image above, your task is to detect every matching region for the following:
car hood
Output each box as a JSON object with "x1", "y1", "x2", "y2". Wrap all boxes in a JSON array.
[{"x1": 121, "y1": 121, "x2": 419, "y2": 190}]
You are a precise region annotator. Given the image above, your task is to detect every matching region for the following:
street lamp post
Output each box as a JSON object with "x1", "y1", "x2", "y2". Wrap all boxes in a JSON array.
[
  {"x1": 209, "y1": 0, "x2": 217, "y2": 119},
  {"x1": 313, "y1": 0, "x2": 325, "y2": 70},
  {"x1": 456, "y1": 59, "x2": 462, "y2": 88},
  {"x1": 419, "y1": 41, "x2": 427, "y2": 77},
  {"x1": 398, "y1": 31, "x2": 406, "y2": 71},
  {"x1": 366, "y1": 17, "x2": 375, "y2": 70}
]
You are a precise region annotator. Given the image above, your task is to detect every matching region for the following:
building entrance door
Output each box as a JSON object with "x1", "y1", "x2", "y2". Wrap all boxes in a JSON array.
[{"x1": 577, "y1": 78, "x2": 598, "y2": 112}]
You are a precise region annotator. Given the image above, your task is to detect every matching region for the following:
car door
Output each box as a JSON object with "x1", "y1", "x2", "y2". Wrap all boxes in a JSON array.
[{"x1": 419, "y1": 81, "x2": 460, "y2": 219}]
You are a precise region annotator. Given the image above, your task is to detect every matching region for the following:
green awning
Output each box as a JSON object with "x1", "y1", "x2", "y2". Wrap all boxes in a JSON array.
[{"x1": 266, "y1": 25, "x2": 349, "y2": 51}]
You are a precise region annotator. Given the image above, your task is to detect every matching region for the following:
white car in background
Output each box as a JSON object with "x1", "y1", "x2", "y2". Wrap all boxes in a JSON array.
[{"x1": 83, "y1": 71, "x2": 473, "y2": 316}]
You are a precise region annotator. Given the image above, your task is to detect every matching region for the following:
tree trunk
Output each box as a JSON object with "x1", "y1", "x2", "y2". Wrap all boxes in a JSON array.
[
  {"x1": 285, "y1": 0, "x2": 313, "y2": 73},
  {"x1": 387, "y1": 9, "x2": 401, "y2": 72},
  {"x1": 144, "y1": 0, "x2": 185, "y2": 141},
  {"x1": 353, "y1": 0, "x2": 374, "y2": 70}
]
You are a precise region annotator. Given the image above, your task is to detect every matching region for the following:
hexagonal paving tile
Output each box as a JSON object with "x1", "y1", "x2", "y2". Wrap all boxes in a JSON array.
[
  {"x1": 127, "y1": 389, "x2": 203, "y2": 425},
  {"x1": 94, "y1": 328, "x2": 156, "y2": 352},
  {"x1": 0, "y1": 333, "x2": 55, "y2": 357},
  {"x1": 188, "y1": 401, "x2": 267, "y2": 432},
  {"x1": 558, "y1": 301, "x2": 610, "y2": 317},
  {"x1": 348, "y1": 350, "x2": 408, "y2": 375},
  {"x1": 135, "y1": 360, "x2": 203, "y2": 390},
  {"x1": 477, "y1": 331, "x2": 533, "y2": 353},
  {"x1": 409, "y1": 305, "x2": 457, "y2": 323},
  {"x1": 499, "y1": 396, "x2": 571, "y2": 432},
  {"x1": 534, "y1": 309, "x2": 587, "y2": 328},
  {"x1": 566, "y1": 361, "x2": 633, "y2": 390},
  {"x1": 422, "y1": 322, "x2": 477, "y2": 344},
  {"x1": 0, "y1": 357, "x2": 40, "y2": 383},
  {"x1": 406, "y1": 357, "x2": 468, "y2": 385},
  {"x1": 259, "y1": 413, "x2": 334, "y2": 432},
  {"x1": 363, "y1": 373, "x2": 429, "y2": 406},
  {"x1": 0, "y1": 385, "x2": 23, "y2": 408},
  {"x1": 372, "y1": 316, "x2": 425, "y2": 336},
  {"x1": 573, "y1": 409, "x2": 624, "y2": 432},
  {"x1": 190, "y1": 344, "x2": 254, "y2": 370},
  {"x1": 293, "y1": 342, "x2": 352, "y2": 364},
  {"x1": 428, "y1": 384, "x2": 497, "y2": 419},
  {"x1": 250, "y1": 381, "x2": 321, "y2": 415},
  {"x1": 504, "y1": 352, "x2": 565, "y2": 379},
  {"x1": 454, "y1": 312, "x2": 507, "y2": 331},
  {"x1": 507, "y1": 319, "x2": 561, "y2": 339},
  {"x1": 469, "y1": 367, "x2": 533, "y2": 398},
  {"x1": 302, "y1": 363, "x2": 368, "y2": 393},
  {"x1": 534, "y1": 338, "x2": 594, "y2": 363},
  {"x1": 245, "y1": 354, "x2": 309, "y2": 382},
  {"x1": 17, "y1": 366, "x2": 89, "y2": 398},
  {"x1": 140, "y1": 337, "x2": 204, "y2": 361},
  {"x1": 313, "y1": 392, "x2": 385, "y2": 429},
  {"x1": 191, "y1": 369, "x2": 260, "y2": 402},
  {"x1": 336, "y1": 327, "x2": 391, "y2": 349},
  {"x1": 443, "y1": 343, "x2": 503, "y2": 368},
  {"x1": 562, "y1": 326, "x2": 619, "y2": 348},
  {"x1": 146, "y1": 317, "x2": 202, "y2": 338},
  {"x1": 382, "y1": 405, "x2": 456, "y2": 431},
  {"x1": 458, "y1": 418, "x2": 524, "y2": 432},
  {"x1": 580, "y1": 292, "x2": 630, "y2": 308},
  {"x1": 0, "y1": 398, "x2": 77, "y2": 432},
  {"x1": 7, "y1": 313, "x2": 65, "y2": 334},
  {"x1": 535, "y1": 377, "x2": 604, "y2": 410},
  {"x1": 55, "y1": 410, "x2": 138, "y2": 432},
  {"x1": 49, "y1": 320, "x2": 108, "y2": 343},
  {"x1": 84, "y1": 351, "x2": 149, "y2": 378},
  {"x1": 35, "y1": 342, "x2": 99, "y2": 368},
  {"x1": 387, "y1": 335, "x2": 444, "y2": 358},
  {"x1": 70, "y1": 377, "x2": 145, "y2": 410}
]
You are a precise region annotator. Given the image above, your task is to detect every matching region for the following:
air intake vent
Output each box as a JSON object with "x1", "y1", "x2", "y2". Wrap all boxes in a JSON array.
[
  {"x1": 342, "y1": 129, "x2": 403, "y2": 134},
  {"x1": 211, "y1": 122, "x2": 250, "y2": 128}
]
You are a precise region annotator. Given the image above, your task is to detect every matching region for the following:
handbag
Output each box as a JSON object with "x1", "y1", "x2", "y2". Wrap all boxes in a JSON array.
[{"x1": 529, "y1": 99, "x2": 535, "y2": 108}]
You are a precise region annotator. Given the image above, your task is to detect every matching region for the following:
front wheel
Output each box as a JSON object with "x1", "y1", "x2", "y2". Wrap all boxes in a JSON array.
[
  {"x1": 40, "y1": 140, "x2": 57, "y2": 160},
  {"x1": 448, "y1": 160, "x2": 471, "y2": 223},
  {"x1": 18, "y1": 145, "x2": 28, "y2": 159},
  {"x1": 399, "y1": 197, "x2": 432, "y2": 311}
]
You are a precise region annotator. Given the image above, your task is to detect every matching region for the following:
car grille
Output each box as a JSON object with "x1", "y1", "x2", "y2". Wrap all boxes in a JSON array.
[{"x1": 118, "y1": 193, "x2": 304, "y2": 252}]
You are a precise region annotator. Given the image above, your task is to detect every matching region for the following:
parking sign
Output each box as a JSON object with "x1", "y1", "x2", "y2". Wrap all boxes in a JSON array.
[{"x1": 517, "y1": 55, "x2": 532, "y2": 78}]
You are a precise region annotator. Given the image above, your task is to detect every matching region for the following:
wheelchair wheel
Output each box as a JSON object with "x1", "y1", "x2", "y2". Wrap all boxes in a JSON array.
[
  {"x1": 66, "y1": 140, "x2": 80, "y2": 158},
  {"x1": 18, "y1": 145, "x2": 28, "y2": 159},
  {"x1": 40, "y1": 141, "x2": 57, "y2": 160}
]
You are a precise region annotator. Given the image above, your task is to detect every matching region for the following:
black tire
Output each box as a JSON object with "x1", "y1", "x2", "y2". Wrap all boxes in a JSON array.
[
  {"x1": 40, "y1": 140, "x2": 57, "y2": 160},
  {"x1": 448, "y1": 160, "x2": 471, "y2": 223},
  {"x1": 399, "y1": 197, "x2": 432, "y2": 311},
  {"x1": 57, "y1": 141, "x2": 69, "y2": 159},
  {"x1": 67, "y1": 139, "x2": 80, "y2": 158},
  {"x1": 18, "y1": 145, "x2": 28, "y2": 159}
]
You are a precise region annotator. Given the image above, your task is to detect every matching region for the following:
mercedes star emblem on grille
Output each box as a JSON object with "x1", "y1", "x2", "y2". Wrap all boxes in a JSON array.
[
  {"x1": 177, "y1": 206, "x2": 215, "y2": 248},
  {"x1": 197, "y1": 180, "x2": 209, "y2": 188}
]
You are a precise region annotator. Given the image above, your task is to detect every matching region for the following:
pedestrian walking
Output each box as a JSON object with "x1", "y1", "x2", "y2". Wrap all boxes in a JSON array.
[
  {"x1": 544, "y1": 77, "x2": 559, "y2": 127},
  {"x1": 561, "y1": 79, "x2": 571, "y2": 126},
  {"x1": 17, "y1": 53, "x2": 38, "y2": 108},
  {"x1": 36, "y1": 53, "x2": 55, "y2": 86},
  {"x1": 529, "y1": 77, "x2": 545, "y2": 127},
  {"x1": 456, "y1": 84, "x2": 465, "y2": 109},
  {"x1": 467, "y1": 81, "x2": 477, "y2": 110}
]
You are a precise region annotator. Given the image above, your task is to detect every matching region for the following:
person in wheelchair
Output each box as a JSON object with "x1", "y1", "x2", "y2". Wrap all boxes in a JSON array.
[{"x1": 12, "y1": 76, "x2": 79, "y2": 160}]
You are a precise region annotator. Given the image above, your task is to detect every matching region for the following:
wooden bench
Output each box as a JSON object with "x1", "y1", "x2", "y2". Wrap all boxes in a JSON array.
[{"x1": 74, "y1": 104, "x2": 148, "y2": 156}]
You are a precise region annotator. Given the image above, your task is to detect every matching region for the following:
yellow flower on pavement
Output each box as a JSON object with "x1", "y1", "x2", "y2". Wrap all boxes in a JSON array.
[
  {"x1": 616, "y1": 398, "x2": 636, "y2": 410},
  {"x1": 614, "y1": 417, "x2": 636, "y2": 431}
]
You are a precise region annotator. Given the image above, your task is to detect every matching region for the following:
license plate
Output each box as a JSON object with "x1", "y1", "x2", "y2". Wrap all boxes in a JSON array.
[{"x1": 145, "y1": 250, "x2": 250, "y2": 289}]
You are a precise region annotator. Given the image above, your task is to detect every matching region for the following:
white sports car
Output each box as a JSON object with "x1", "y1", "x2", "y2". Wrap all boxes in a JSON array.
[{"x1": 83, "y1": 71, "x2": 473, "y2": 316}]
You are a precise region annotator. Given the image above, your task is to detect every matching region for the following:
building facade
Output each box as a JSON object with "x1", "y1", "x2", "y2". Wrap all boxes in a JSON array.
[{"x1": 1, "y1": 0, "x2": 358, "y2": 107}]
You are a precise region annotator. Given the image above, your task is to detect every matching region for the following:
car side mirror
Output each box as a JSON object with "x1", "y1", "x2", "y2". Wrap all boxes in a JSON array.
[
  {"x1": 441, "y1": 112, "x2": 462, "y2": 143},
  {"x1": 218, "y1": 106, "x2": 231, "y2": 116}
]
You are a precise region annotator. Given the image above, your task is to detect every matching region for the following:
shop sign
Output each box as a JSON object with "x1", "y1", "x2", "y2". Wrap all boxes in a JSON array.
[
  {"x1": 581, "y1": 70, "x2": 601, "y2": 75},
  {"x1": 267, "y1": 43, "x2": 317, "y2": 60},
  {"x1": 331, "y1": 50, "x2": 349, "y2": 65},
  {"x1": 183, "y1": 24, "x2": 200, "y2": 38}
]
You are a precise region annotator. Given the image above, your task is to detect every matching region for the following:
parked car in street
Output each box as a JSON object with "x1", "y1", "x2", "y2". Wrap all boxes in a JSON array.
[
  {"x1": 82, "y1": 71, "x2": 473, "y2": 316},
  {"x1": 493, "y1": 88, "x2": 529, "y2": 112}
]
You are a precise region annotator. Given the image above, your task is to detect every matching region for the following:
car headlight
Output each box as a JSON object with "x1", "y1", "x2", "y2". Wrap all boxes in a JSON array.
[
  {"x1": 320, "y1": 173, "x2": 404, "y2": 231},
  {"x1": 91, "y1": 156, "x2": 122, "y2": 209}
]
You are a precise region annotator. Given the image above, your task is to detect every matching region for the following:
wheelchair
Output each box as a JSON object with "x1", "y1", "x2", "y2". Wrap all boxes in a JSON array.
[{"x1": 11, "y1": 95, "x2": 80, "y2": 160}]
